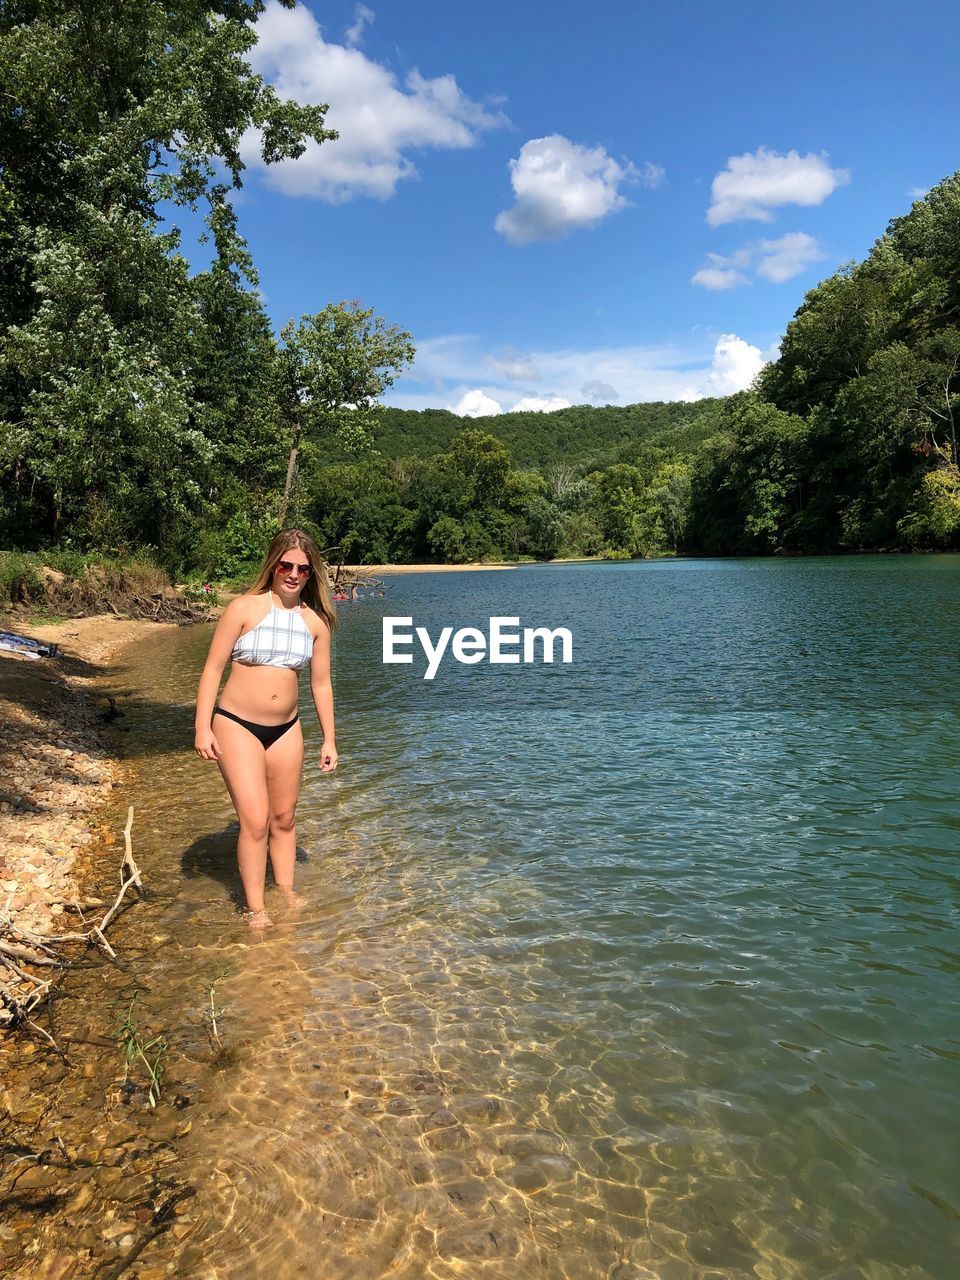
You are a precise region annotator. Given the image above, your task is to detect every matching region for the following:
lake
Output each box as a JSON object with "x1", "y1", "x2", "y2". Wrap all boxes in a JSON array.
[{"x1": 103, "y1": 555, "x2": 960, "y2": 1278}]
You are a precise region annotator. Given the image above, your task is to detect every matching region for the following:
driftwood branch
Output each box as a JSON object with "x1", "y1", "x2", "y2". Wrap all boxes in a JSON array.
[{"x1": 0, "y1": 806, "x2": 144, "y2": 1039}]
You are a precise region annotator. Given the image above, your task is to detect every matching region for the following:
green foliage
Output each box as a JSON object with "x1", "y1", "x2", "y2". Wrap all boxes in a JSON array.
[
  {"x1": 896, "y1": 466, "x2": 960, "y2": 547},
  {"x1": 0, "y1": 0, "x2": 333, "y2": 553},
  {"x1": 180, "y1": 580, "x2": 223, "y2": 608},
  {"x1": 699, "y1": 172, "x2": 960, "y2": 554},
  {"x1": 314, "y1": 398, "x2": 725, "y2": 470},
  {"x1": 277, "y1": 302, "x2": 415, "y2": 524},
  {"x1": 279, "y1": 302, "x2": 416, "y2": 445},
  {"x1": 115, "y1": 997, "x2": 168, "y2": 1109},
  {"x1": 0, "y1": 551, "x2": 43, "y2": 602},
  {"x1": 188, "y1": 509, "x2": 282, "y2": 580},
  {"x1": 557, "y1": 511, "x2": 604, "y2": 559},
  {"x1": 426, "y1": 515, "x2": 471, "y2": 562},
  {"x1": 307, "y1": 457, "x2": 417, "y2": 564}
]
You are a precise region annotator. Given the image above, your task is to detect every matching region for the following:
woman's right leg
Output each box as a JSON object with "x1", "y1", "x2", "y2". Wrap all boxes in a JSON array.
[{"x1": 215, "y1": 714, "x2": 271, "y2": 915}]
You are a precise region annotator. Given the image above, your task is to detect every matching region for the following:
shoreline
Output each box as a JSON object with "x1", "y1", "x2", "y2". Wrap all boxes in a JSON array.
[
  {"x1": 339, "y1": 556, "x2": 615, "y2": 574},
  {"x1": 340, "y1": 561, "x2": 519, "y2": 574},
  {"x1": 0, "y1": 611, "x2": 178, "y2": 951},
  {"x1": 0, "y1": 610, "x2": 202, "y2": 1277}
]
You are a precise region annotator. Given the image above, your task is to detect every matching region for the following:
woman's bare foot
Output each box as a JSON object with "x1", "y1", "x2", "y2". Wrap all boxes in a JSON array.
[
  {"x1": 276, "y1": 887, "x2": 306, "y2": 910},
  {"x1": 242, "y1": 907, "x2": 273, "y2": 930}
]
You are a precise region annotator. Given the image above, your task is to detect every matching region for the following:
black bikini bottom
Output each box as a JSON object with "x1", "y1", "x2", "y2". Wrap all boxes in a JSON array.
[{"x1": 213, "y1": 707, "x2": 299, "y2": 750}]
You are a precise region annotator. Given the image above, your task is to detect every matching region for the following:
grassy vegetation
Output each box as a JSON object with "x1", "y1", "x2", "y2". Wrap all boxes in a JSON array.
[{"x1": 115, "y1": 996, "x2": 168, "y2": 1109}]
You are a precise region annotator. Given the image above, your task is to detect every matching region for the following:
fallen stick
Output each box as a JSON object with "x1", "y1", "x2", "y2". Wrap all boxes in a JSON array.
[
  {"x1": 1, "y1": 807, "x2": 144, "y2": 1038},
  {"x1": 0, "y1": 939, "x2": 59, "y2": 966},
  {"x1": 121, "y1": 804, "x2": 142, "y2": 888},
  {"x1": 99, "y1": 808, "x2": 143, "y2": 932}
]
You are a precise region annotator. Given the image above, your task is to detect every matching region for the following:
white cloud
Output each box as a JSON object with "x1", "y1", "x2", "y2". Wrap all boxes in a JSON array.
[
  {"x1": 754, "y1": 231, "x2": 825, "y2": 283},
  {"x1": 451, "y1": 389, "x2": 502, "y2": 417},
  {"x1": 394, "y1": 332, "x2": 767, "y2": 410},
  {"x1": 907, "y1": 186, "x2": 929, "y2": 200},
  {"x1": 486, "y1": 348, "x2": 540, "y2": 381},
  {"x1": 345, "y1": 3, "x2": 374, "y2": 46},
  {"x1": 494, "y1": 135, "x2": 662, "y2": 245},
  {"x1": 244, "y1": 1, "x2": 506, "y2": 201},
  {"x1": 692, "y1": 231, "x2": 826, "y2": 289},
  {"x1": 699, "y1": 334, "x2": 765, "y2": 396},
  {"x1": 510, "y1": 396, "x2": 572, "y2": 413},
  {"x1": 707, "y1": 147, "x2": 849, "y2": 226},
  {"x1": 691, "y1": 259, "x2": 751, "y2": 291}
]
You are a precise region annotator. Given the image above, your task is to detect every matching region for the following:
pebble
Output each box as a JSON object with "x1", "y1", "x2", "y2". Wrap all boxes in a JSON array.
[
  {"x1": 13, "y1": 1164, "x2": 59, "y2": 1190},
  {"x1": 106, "y1": 1121, "x2": 139, "y2": 1145},
  {"x1": 33, "y1": 1254, "x2": 78, "y2": 1280},
  {"x1": 66, "y1": 1185, "x2": 94, "y2": 1213},
  {"x1": 101, "y1": 1221, "x2": 137, "y2": 1242},
  {"x1": 112, "y1": 1175, "x2": 148, "y2": 1203},
  {"x1": 94, "y1": 1167, "x2": 123, "y2": 1190}
]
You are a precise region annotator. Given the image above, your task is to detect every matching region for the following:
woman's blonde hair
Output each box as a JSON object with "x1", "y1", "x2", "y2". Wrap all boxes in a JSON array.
[{"x1": 248, "y1": 529, "x2": 338, "y2": 633}]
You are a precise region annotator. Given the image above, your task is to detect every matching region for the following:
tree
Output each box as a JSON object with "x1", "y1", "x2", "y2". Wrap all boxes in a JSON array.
[
  {"x1": 587, "y1": 464, "x2": 654, "y2": 557},
  {"x1": 896, "y1": 467, "x2": 960, "y2": 547},
  {"x1": 0, "y1": 0, "x2": 336, "y2": 550},
  {"x1": 686, "y1": 394, "x2": 808, "y2": 554},
  {"x1": 277, "y1": 302, "x2": 415, "y2": 525}
]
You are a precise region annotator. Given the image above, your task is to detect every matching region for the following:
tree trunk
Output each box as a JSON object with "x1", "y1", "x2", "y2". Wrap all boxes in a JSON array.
[
  {"x1": 279, "y1": 445, "x2": 298, "y2": 527},
  {"x1": 278, "y1": 413, "x2": 302, "y2": 527}
]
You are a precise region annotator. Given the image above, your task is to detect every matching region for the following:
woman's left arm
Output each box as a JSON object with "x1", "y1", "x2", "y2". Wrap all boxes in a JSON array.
[{"x1": 310, "y1": 618, "x2": 338, "y2": 773}]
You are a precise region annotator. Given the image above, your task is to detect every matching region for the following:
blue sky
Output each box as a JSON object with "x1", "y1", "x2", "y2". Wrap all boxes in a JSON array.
[{"x1": 207, "y1": 0, "x2": 959, "y2": 413}]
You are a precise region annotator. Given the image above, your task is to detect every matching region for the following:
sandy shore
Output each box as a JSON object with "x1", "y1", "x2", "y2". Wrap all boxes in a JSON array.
[{"x1": 0, "y1": 612, "x2": 177, "y2": 943}]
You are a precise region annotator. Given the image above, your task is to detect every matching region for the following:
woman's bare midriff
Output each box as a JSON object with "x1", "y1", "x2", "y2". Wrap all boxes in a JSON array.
[{"x1": 219, "y1": 662, "x2": 300, "y2": 724}]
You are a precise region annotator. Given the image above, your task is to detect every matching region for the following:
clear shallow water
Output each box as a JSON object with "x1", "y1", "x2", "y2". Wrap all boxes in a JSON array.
[{"x1": 104, "y1": 556, "x2": 960, "y2": 1278}]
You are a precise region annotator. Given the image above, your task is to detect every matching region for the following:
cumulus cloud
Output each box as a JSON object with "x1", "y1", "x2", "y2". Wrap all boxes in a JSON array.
[
  {"x1": 391, "y1": 333, "x2": 767, "y2": 410},
  {"x1": 345, "y1": 3, "x2": 374, "y2": 46},
  {"x1": 692, "y1": 231, "x2": 826, "y2": 289},
  {"x1": 699, "y1": 334, "x2": 765, "y2": 396},
  {"x1": 510, "y1": 396, "x2": 572, "y2": 412},
  {"x1": 244, "y1": 1, "x2": 506, "y2": 201},
  {"x1": 707, "y1": 147, "x2": 849, "y2": 226},
  {"x1": 691, "y1": 259, "x2": 750, "y2": 291},
  {"x1": 753, "y1": 231, "x2": 826, "y2": 282},
  {"x1": 451, "y1": 389, "x2": 502, "y2": 417},
  {"x1": 582, "y1": 380, "x2": 619, "y2": 403},
  {"x1": 908, "y1": 186, "x2": 929, "y2": 200},
  {"x1": 494, "y1": 135, "x2": 662, "y2": 245}
]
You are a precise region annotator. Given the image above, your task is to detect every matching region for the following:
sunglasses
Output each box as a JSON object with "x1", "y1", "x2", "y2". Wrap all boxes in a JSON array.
[{"x1": 275, "y1": 559, "x2": 313, "y2": 579}]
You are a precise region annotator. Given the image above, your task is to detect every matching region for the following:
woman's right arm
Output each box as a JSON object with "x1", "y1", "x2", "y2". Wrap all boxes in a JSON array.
[{"x1": 194, "y1": 598, "x2": 247, "y2": 760}]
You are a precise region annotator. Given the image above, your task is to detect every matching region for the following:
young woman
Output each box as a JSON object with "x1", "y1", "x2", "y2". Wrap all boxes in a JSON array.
[{"x1": 194, "y1": 529, "x2": 338, "y2": 929}]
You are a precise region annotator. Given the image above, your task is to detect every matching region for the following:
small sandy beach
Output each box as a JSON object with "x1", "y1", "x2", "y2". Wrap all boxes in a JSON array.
[{"x1": 0, "y1": 613, "x2": 177, "y2": 944}]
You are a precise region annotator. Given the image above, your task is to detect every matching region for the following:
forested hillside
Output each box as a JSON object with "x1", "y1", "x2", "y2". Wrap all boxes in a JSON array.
[{"x1": 342, "y1": 399, "x2": 725, "y2": 469}]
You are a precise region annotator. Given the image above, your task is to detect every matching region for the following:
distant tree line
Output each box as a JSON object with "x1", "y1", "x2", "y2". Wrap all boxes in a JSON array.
[{"x1": 1, "y1": 1, "x2": 957, "y2": 573}]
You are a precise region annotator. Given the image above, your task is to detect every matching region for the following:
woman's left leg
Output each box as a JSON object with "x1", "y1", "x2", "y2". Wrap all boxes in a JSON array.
[{"x1": 265, "y1": 719, "x2": 304, "y2": 893}]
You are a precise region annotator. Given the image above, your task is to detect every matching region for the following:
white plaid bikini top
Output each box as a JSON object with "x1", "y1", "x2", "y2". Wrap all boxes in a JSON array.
[{"x1": 231, "y1": 595, "x2": 314, "y2": 670}]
